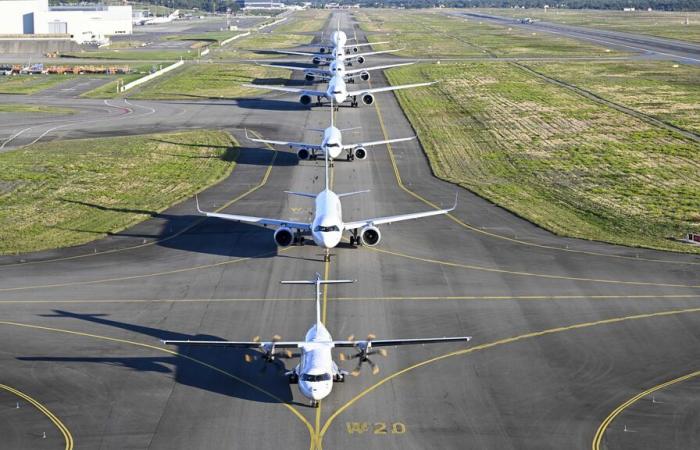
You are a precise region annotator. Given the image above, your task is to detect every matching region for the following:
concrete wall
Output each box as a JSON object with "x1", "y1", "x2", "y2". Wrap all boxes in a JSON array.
[{"x1": 0, "y1": 38, "x2": 80, "y2": 53}]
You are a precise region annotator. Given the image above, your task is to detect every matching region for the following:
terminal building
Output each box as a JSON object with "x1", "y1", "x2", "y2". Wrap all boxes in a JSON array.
[{"x1": 0, "y1": 0, "x2": 132, "y2": 43}]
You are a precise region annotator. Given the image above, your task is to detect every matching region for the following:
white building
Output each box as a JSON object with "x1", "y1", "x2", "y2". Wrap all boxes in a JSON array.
[{"x1": 0, "y1": 0, "x2": 131, "y2": 42}]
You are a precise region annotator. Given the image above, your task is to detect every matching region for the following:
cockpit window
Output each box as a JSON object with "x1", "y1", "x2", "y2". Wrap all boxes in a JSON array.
[
  {"x1": 314, "y1": 225, "x2": 339, "y2": 232},
  {"x1": 302, "y1": 373, "x2": 332, "y2": 382},
  {"x1": 332, "y1": 90, "x2": 342, "y2": 94},
  {"x1": 326, "y1": 143, "x2": 340, "y2": 147}
]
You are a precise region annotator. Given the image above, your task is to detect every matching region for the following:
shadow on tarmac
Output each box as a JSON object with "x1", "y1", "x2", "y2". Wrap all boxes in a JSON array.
[{"x1": 18, "y1": 310, "x2": 304, "y2": 405}]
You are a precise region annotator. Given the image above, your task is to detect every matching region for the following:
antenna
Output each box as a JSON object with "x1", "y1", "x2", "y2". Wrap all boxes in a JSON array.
[{"x1": 281, "y1": 274, "x2": 354, "y2": 325}]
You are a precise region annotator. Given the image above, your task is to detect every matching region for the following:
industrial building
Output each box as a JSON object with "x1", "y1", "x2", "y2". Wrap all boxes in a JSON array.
[{"x1": 0, "y1": 0, "x2": 132, "y2": 43}]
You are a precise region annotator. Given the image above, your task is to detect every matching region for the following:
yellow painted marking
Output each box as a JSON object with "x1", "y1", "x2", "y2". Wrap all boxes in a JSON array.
[
  {"x1": 369, "y1": 80, "x2": 699, "y2": 266},
  {"x1": 0, "y1": 131, "x2": 278, "y2": 270},
  {"x1": 592, "y1": 370, "x2": 700, "y2": 450},
  {"x1": 367, "y1": 246, "x2": 700, "y2": 289},
  {"x1": 1, "y1": 293, "x2": 699, "y2": 305},
  {"x1": 0, "y1": 383, "x2": 73, "y2": 449},
  {"x1": 0, "y1": 246, "x2": 294, "y2": 293},
  {"x1": 316, "y1": 307, "x2": 700, "y2": 448},
  {"x1": 0, "y1": 320, "x2": 315, "y2": 444}
]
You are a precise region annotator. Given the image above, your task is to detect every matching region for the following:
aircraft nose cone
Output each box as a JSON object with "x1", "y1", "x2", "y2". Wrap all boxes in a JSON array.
[{"x1": 334, "y1": 94, "x2": 345, "y2": 104}]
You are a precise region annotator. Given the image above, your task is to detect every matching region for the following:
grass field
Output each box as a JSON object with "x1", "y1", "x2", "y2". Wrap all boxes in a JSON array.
[
  {"x1": 0, "y1": 130, "x2": 237, "y2": 255},
  {"x1": 524, "y1": 61, "x2": 700, "y2": 134},
  {"x1": 216, "y1": 32, "x2": 313, "y2": 59},
  {"x1": 166, "y1": 31, "x2": 242, "y2": 44},
  {"x1": 477, "y1": 8, "x2": 700, "y2": 43},
  {"x1": 0, "y1": 74, "x2": 79, "y2": 95},
  {"x1": 0, "y1": 104, "x2": 75, "y2": 114},
  {"x1": 274, "y1": 9, "x2": 331, "y2": 33},
  {"x1": 80, "y1": 63, "x2": 162, "y2": 98},
  {"x1": 385, "y1": 62, "x2": 700, "y2": 252},
  {"x1": 356, "y1": 9, "x2": 620, "y2": 58},
  {"x1": 127, "y1": 63, "x2": 289, "y2": 100}
]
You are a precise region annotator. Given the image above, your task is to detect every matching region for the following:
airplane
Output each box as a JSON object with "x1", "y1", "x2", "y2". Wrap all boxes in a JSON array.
[
  {"x1": 163, "y1": 273, "x2": 472, "y2": 407},
  {"x1": 273, "y1": 45, "x2": 399, "y2": 67},
  {"x1": 139, "y1": 9, "x2": 180, "y2": 25},
  {"x1": 260, "y1": 59, "x2": 415, "y2": 84},
  {"x1": 245, "y1": 105, "x2": 415, "y2": 161},
  {"x1": 243, "y1": 72, "x2": 436, "y2": 108},
  {"x1": 311, "y1": 26, "x2": 388, "y2": 55},
  {"x1": 196, "y1": 102, "x2": 456, "y2": 261}
]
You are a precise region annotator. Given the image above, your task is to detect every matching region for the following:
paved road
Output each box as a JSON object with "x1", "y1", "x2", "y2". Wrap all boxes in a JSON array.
[
  {"x1": 456, "y1": 11, "x2": 700, "y2": 65},
  {"x1": 0, "y1": 11, "x2": 699, "y2": 450}
]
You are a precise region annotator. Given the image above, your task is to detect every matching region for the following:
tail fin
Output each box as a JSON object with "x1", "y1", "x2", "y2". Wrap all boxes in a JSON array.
[{"x1": 281, "y1": 274, "x2": 354, "y2": 325}]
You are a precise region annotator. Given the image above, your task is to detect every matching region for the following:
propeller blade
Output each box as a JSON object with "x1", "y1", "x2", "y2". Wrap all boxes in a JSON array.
[
  {"x1": 253, "y1": 336, "x2": 260, "y2": 343},
  {"x1": 378, "y1": 348, "x2": 388, "y2": 357},
  {"x1": 272, "y1": 335, "x2": 282, "y2": 342},
  {"x1": 367, "y1": 333, "x2": 376, "y2": 341},
  {"x1": 283, "y1": 349, "x2": 293, "y2": 359},
  {"x1": 244, "y1": 354, "x2": 254, "y2": 363},
  {"x1": 347, "y1": 334, "x2": 355, "y2": 342},
  {"x1": 339, "y1": 353, "x2": 346, "y2": 361},
  {"x1": 372, "y1": 364, "x2": 380, "y2": 375},
  {"x1": 351, "y1": 369, "x2": 361, "y2": 377}
]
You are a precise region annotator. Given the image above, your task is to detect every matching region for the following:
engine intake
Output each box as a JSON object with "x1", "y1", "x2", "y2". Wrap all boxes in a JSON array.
[
  {"x1": 352, "y1": 46, "x2": 359, "y2": 53},
  {"x1": 359, "y1": 226, "x2": 381, "y2": 246},
  {"x1": 354, "y1": 147, "x2": 367, "y2": 160},
  {"x1": 312, "y1": 57, "x2": 322, "y2": 65},
  {"x1": 360, "y1": 71, "x2": 370, "y2": 81},
  {"x1": 299, "y1": 94, "x2": 312, "y2": 106},
  {"x1": 361, "y1": 93, "x2": 374, "y2": 105},
  {"x1": 274, "y1": 227, "x2": 294, "y2": 247},
  {"x1": 305, "y1": 73, "x2": 315, "y2": 81},
  {"x1": 356, "y1": 56, "x2": 365, "y2": 64},
  {"x1": 297, "y1": 148, "x2": 311, "y2": 160},
  {"x1": 319, "y1": 47, "x2": 327, "y2": 54}
]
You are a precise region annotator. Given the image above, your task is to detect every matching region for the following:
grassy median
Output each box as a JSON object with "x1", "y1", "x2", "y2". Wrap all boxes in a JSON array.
[
  {"x1": 386, "y1": 62, "x2": 700, "y2": 253},
  {"x1": 0, "y1": 104, "x2": 75, "y2": 114},
  {"x1": 0, "y1": 74, "x2": 80, "y2": 95},
  {"x1": 0, "y1": 130, "x2": 237, "y2": 255}
]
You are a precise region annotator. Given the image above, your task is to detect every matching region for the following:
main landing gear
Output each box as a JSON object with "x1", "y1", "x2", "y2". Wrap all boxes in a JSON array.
[
  {"x1": 311, "y1": 400, "x2": 319, "y2": 408},
  {"x1": 348, "y1": 230, "x2": 360, "y2": 247},
  {"x1": 346, "y1": 151, "x2": 355, "y2": 161},
  {"x1": 350, "y1": 95, "x2": 358, "y2": 108},
  {"x1": 316, "y1": 96, "x2": 322, "y2": 107}
]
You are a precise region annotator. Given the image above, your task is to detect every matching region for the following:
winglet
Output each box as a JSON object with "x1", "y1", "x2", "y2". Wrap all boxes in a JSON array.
[
  {"x1": 194, "y1": 194, "x2": 204, "y2": 214},
  {"x1": 449, "y1": 191, "x2": 458, "y2": 211}
]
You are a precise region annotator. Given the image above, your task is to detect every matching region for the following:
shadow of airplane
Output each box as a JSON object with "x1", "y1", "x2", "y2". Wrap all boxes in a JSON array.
[{"x1": 17, "y1": 310, "x2": 311, "y2": 406}]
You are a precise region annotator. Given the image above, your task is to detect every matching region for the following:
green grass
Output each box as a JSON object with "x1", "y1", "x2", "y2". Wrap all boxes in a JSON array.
[
  {"x1": 0, "y1": 74, "x2": 79, "y2": 95},
  {"x1": 166, "y1": 31, "x2": 242, "y2": 44},
  {"x1": 0, "y1": 130, "x2": 237, "y2": 255},
  {"x1": 80, "y1": 63, "x2": 163, "y2": 99},
  {"x1": 0, "y1": 104, "x2": 75, "y2": 114},
  {"x1": 216, "y1": 32, "x2": 313, "y2": 59},
  {"x1": 128, "y1": 63, "x2": 290, "y2": 100},
  {"x1": 386, "y1": 62, "x2": 700, "y2": 253},
  {"x1": 524, "y1": 61, "x2": 700, "y2": 135},
  {"x1": 477, "y1": 8, "x2": 700, "y2": 43},
  {"x1": 274, "y1": 9, "x2": 331, "y2": 33},
  {"x1": 356, "y1": 9, "x2": 621, "y2": 58}
]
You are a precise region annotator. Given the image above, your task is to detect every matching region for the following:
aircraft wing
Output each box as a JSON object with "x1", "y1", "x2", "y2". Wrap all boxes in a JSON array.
[
  {"x1": 332, "y1": 336, "x2": 472, "y2": 348},
  {"x1": 343, "y1": 193, "x2": 457, "y2": 230},
  {"x1": 342, "y1": 136, "x2": 415, "y2": 150},
  {"x1": 259, "y1": 64, "x2": 329, "y2": 75},
  {"x1": 271, "y1": 49, "x2": 318, "y2": 57},
  {"x1": 243, "y1": 84, "x2": 326, "y2": 97},
  {"x1": 196, "y1": 196, "x2": 311, "y2": 230},
  {"x1": 347, "y1": 81, "x2": 437, "y2": 97},
  {"x1": 346, "y1": 41, "x2": 389, "y2": 49},
  {"x1": 247, "y1": 131, "x2": 323, "y2": 150},
  {"x1": 344, "y1": 61, "x2": 414, "y2": 75},
  {"x1": 347, "y1": 48, "x2": 401, "y2": 59},
  {"x1": 162, "y1": 339, "x2": 303, "y2": 348}
]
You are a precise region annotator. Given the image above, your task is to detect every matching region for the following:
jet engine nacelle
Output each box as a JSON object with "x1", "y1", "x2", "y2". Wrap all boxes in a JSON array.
[
  {"x1": 361, "y1": 93, "x2": 374, "y2": 105},
  {"x1": 297, "y1": 148, "x2": 311, "y2": 160},
  {"x1": 299, "y1": 94, "x2": 312, "y2": 106},
  {"x1": 359, "y1": 71, "x2": 370, "y2": 81},
  {"x1": 274, "y1": 227, "x2": 294, "y2": 247},
  {"x1": 312, "y1": 57, "x2": 322, "y2": 65},
  {"x1": 356, "y1": 56, "x2": 365, "y2": 64},
  {"x1": 319, "y1": 47, "x2": 327, "y2": 54},
  {"x1": 305, "y1": 73, "x2": 315, "y2": 81},
  {"x1": 351, "y1": 46, "x2": 359, "y2": 53},
  {"x1": 354, "y1": 147, "x2": 367, "y2": 160},
  {"x1": 359, "y1": 226, "x2": 381, "y2": 246}
]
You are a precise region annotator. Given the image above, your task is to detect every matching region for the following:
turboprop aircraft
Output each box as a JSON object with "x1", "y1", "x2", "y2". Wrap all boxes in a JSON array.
[
  {"x1": 196, "y1": 103, "x2": 456, "y2": 261},
  {"x1": 246, "y1": 106, "x2": 415, "y2": 161},
  {"x1": 244, "y1": 72, "x2": 435, "y2": 108},
  {"x1": 163, "y1": 274, "x2": 472, "y2": 407},
  {"x1": 260, "y1": 60, "x2": 414, "y2": 84}
]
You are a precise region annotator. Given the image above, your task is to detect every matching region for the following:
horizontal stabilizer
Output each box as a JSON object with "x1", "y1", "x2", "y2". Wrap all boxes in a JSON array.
[
  {"x1": 337, "y1": 189, "x2": 370, "y2": 198},
  {"x1": 285, "y1": 190, "x2": 316, "y2": 198}
]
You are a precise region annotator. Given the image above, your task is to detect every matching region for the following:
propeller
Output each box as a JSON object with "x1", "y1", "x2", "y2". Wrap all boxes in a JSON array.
[
  {"x1": 341, "y1": 334, "x2": 387, "y2": 376},
  {"x1": 243, "y1": 335, "x2": 298, "y2": 368}
]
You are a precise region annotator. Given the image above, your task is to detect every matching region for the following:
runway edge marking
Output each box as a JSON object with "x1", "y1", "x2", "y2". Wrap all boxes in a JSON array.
[
  {"x1": 592, "y1": 369, "x2": 700, "y2": 450},
  {"x1": 0, "y1": 383, "x2": 73, "y2": 450},
  {"x1": 317, "y1": 307, "x2": 700, "y2": 449},
  {"x1": 0, "y1": 320, "x2": 315, "y2": 445}
]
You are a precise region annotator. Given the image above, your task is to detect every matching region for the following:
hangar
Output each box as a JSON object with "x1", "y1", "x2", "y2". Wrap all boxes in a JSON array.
[{"x1": 0, "y1": 0, "x2": 131, "y2": 43}]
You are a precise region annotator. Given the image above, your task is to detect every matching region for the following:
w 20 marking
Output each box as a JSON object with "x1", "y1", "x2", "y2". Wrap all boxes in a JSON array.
[{"x1": 346, "y1": 422, "x2": 407, "y2": 435}]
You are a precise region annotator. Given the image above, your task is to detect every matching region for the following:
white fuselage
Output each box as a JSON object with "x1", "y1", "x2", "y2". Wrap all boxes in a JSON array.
[
  {"x1": 296, "y1": 322, "x2": 337, "y2": 401},
  {"x1": 310, "y1": 189, "x2": 344, "y2": 249},
  {"x1": 320, "y1": 126, "x2": 343, "y2": 159},
  {"x1": 325, "y1": 75, "x2": 349, "y2": 104},
  {"x1": 331, "y1": 30, "x2": 347, "y2": 50}
]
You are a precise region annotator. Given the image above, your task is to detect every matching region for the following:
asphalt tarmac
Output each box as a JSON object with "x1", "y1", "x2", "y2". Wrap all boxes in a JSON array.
[{"x1": 0, "y1": 10, "x2": 699, "y2": 450}]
